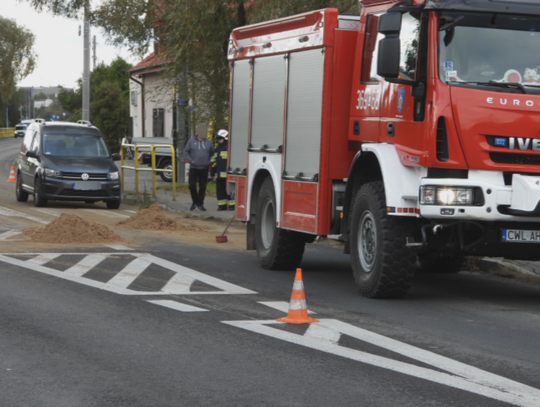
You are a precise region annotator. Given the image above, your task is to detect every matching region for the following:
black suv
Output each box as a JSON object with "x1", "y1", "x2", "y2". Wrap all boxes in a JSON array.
[{"x1": 15, "y1": 121, "x2": 122, "y2": 209}]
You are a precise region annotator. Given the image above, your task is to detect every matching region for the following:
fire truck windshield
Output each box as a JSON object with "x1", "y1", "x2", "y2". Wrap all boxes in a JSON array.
[{"x1": 439, "y1": 11, "x2": 540, "y2": 90}]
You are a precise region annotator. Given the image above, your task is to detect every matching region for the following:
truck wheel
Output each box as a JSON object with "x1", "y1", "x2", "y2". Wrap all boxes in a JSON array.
[
  {"x1": 418, "y1": 252, "x2": 465, "y2": 274},
  {"x1": 350, "y1": 181, "x2": 415, "y2": 298},
  {"x1": 255, "y1": 177, "x2": 305, "y2": 270},
  {"x1": 16, "y1": 172, "x2": 29, "y2": 202},
  {"x1": 34, "y1": 177, "x2": 48, "y2": 207},
  {"x1": 159, "y1": 159, "x2": 173, "y2": 182}
]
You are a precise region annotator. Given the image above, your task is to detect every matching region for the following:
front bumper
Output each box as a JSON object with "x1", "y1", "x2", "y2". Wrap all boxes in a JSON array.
[
  {"x1": 42, "y1": 177, "x2": 121, "y2": 201},
  {"x1": 419, "y1": 170, "x2": 540, "y2": 222}
]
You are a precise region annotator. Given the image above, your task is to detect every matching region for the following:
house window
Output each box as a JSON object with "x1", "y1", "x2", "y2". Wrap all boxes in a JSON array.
[
  {"x1": 130, "y1": 90, "x2": 138, "y2": 106},
  {"x1": 153, "y1": 108, "x2": 164, "y2": 138}
]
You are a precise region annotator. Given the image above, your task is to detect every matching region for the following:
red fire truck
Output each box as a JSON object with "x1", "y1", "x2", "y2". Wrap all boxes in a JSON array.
[{"x1": 226, "y1": 0, "x2": 540, "y2": 298}]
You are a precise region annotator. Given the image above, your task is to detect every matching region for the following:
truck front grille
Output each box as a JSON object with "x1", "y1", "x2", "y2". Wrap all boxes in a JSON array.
[{"x1": 490, "y1": 153, "x2": 540, "y2": 166}]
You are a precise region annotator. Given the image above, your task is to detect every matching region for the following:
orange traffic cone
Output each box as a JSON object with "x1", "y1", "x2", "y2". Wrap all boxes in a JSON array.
[
  {"x1": 278, "y1": 268, "x2": 319, "y2": 324},
  {"x1": 7, "y1": 166, "x2": 16, "y2": 183}
]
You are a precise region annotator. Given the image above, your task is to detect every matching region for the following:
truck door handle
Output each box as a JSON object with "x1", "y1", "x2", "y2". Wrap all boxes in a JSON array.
[{"x1": 388, "y1": 122, "x2": 395, "y2": 138}]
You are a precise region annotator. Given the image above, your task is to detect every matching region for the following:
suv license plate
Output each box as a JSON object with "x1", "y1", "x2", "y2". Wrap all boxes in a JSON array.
[
  {"x1": 502, "y1": 229, "x2": 540, "y2": 243},
  {"x1": 73, "y1": 181, "x2": 101, "y2": 191}
]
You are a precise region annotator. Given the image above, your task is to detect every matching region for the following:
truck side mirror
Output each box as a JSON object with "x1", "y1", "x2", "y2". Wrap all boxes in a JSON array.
[
  {"x1": 377, "y1": 12, "x2": 402, "y2": 79},
  {"x1": 111, "y1": 153, "x2": 121, "y2": 161},
  {"x1": 26, "y1": 150, "x2": 38, "y2": 158}
]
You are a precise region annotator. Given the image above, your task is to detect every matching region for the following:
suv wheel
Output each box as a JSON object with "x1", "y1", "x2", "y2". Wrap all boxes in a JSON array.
[
  {"x1": 34, "y1": 177, "x2": 48, "y2": 207},
  {"x1": 16, "y1": 172, "x2": 29, "y2": 202},
  {"x1": 106, "y1": 200, "x2": 121, "y2": 209}
]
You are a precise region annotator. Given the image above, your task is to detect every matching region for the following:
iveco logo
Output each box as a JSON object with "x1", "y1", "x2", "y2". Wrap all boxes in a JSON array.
[
  {"x1": 509, "y1": 138, "x2": 540, "y2": 151},
  {"x1": 81, "y1": 173, "x2": 89, "y2": 181}
]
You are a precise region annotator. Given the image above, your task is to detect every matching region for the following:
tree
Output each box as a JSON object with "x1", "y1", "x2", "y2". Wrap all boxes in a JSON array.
[
  {"x1": 90, "y1": 57, "x2": 131, "y2": 152},
  {"x1": 56, "y1": 57, "x2": 131, "y2": 141},
  {"x1": 22, "y1": 0, "x2": 360, "y2": 131},
  {"x1": 57, "y1": 84, "x2": 82, "y2": 115},
  {"x1": 0, "y1": 15, "x2": 36, "y2": 108},
  {"x1": 91, "y1": 81, "x2": 128, "y2": 153}
]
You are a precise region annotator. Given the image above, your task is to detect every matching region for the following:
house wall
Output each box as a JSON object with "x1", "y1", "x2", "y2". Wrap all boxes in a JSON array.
[{"x1": 129, "y1": 72, "x2": 174, "y2": 138}]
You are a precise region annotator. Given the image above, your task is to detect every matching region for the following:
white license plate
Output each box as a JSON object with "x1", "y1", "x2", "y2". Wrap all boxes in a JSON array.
[
  {"x1": 502, "y1": 229, "x2": 540, "y2": 243},
  {"x1": 73, "y1": 181, "x2": 101, "y2": 190}
]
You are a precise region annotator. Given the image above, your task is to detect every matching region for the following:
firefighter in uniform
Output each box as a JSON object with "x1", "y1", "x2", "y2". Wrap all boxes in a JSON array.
[{"x1": 211, "y1": 129, "x2": 235, "y2": 211}]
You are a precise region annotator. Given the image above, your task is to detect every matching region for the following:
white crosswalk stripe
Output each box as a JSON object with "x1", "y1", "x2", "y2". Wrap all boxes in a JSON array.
[
  {"x1": 27, "y1": 253, "x2": 62, "y2": 266},
  {"x1": 64, "y1": 254, "x2": 108, "y2": 277},
  {"x1": 147, "y1": 300, "x2": 208, "y2": 312},
  {"x1": 106, "y1": 257, "x2": 151, "y2": 287}
]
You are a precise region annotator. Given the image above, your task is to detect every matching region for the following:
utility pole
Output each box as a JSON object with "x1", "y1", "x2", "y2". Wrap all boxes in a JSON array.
[
  {"x1": 93, "y1": 35, "x2": 97, "y2": 70},
  {"x1": 82, "y1": 0, "x2": 91, "y2": 122}
]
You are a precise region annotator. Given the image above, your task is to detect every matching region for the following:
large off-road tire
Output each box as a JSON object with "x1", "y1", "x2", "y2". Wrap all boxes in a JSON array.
[
  {"x1": 33, "y1": 177, "x2": 47, "y2": 207},
  {"x1": 350, "y1": 181, "x2": 416, "y2": 298},
  {"x1": 16, "y1": 172, "x2": 29, "y2": 202},
  {"x1": 418, "y1": 252, "x2": 465, "y2": 274},
  {"x1": 255, "y1": 177, "x2": 305, "y2": 270},
  {"x1": 159, "y1": 159, "x2": 173, "y2": 182}
]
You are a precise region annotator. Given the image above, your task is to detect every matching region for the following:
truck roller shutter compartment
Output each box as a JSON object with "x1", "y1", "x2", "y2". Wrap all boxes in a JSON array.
[
  {"x1": 230, "y1": 59, "x2": 250, "y2": 173},
  {"x1": 285, "y1": 49, "x2": 325, "y2": 179},
  {"x1": 251, "y1": 55, "x2": 286, "y2": 151}
]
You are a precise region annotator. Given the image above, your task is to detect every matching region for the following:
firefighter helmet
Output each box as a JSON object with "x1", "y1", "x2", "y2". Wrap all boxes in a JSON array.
[{"x1": 217, "y1": 129, "x2": 229, "y2": 141}]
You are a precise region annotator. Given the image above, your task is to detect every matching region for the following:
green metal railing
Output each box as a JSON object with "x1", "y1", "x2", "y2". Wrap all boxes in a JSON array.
[{"x1": 121, "y1": 143, "x2": 176, "y2": 200}]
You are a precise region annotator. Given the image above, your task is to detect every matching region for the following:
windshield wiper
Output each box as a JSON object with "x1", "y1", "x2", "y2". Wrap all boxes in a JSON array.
[
  {"x1": 480, "y1": 81, "x2": 527, "y2": 94},
  {"x1": 450, "y1": 81, "x2": 527, "y2": 94}
]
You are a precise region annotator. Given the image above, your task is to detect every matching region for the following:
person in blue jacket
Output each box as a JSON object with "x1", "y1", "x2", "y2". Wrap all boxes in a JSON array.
[{"x1": 184, "y1": 133, "x2": 214, "y2": 211}]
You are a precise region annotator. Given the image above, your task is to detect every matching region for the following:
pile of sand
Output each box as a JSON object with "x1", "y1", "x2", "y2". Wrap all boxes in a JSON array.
[
  {"x1": 24, "y1": 213, "x2": 123, "y2": 243},
  {"x1": 118, "y1": 203, "x2": 196, "y2": 231}
]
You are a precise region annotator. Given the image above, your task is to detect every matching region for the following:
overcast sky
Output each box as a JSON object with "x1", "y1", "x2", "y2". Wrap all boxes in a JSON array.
[{"x1": 2, "y1": 0, "x2": 141, "y2": 89}]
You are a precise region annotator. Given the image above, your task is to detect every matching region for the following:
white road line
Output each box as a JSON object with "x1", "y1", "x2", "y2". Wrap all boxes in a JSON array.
[
  {"x1": 103, "y1": 244, "x2": 134, "y2": 251},
  {"x1": 161, "y1": 272, "x2": 196, "y2": 294},
  {"x1": 84, "y1": 209, "x2": 129, "y2": 218},
  {"x1": 106, "y1": 257, "x2": 151, "y2": 287},
  {"x1": 31, "y1": 208, "x2": 61, "y2": 217},
  {"x1": 27, "y1": 253, "x2": 63, "y2": 266},
  {"x1": 0, "y1": 252, "x2": 257, "y2": 296},
  {"x1": 0, "y1": 206, "x2": 48, "y2": 224},
  {"x1": 258, "y1": 301, "x2": 316, "y2": 314},
  {"x1": 147, "y1": 299, "x2": 208, "y2": 312},
  {"x1": 64, "y1": 254, "x2": 108, "y2": 277},
  {"x1": 125, "y1": 210, "x2": 137, "y2": 213},
  {"x1": 223, "y1": 319, "x2": 540, "y2": 407},
  {"x1": 0, "y1": 230, "x2": 23, "y2": 240}
]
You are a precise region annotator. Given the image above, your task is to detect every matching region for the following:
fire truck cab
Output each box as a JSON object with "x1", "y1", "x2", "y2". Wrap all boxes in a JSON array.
[{"x1": 227, "y1": 0, "x2": 540, "y2": 298}]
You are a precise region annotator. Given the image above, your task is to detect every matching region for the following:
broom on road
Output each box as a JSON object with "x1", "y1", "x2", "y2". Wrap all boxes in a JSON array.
[{"x1": 216, "y1": 213, "x2": 236, "y2": 243}]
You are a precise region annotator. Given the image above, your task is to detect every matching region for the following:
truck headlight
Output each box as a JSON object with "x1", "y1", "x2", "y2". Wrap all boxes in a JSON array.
[
  {"x1": 107, "y1": 171, "x2": 119, "y2": 180},
  {"x1": 420, "y1": 186, "x2": 481, "y2": 206},
  {"x1": 45, "y1": 168, "x2": 62, "y2": 178}
]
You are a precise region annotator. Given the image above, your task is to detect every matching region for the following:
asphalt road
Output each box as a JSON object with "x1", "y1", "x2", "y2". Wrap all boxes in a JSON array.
[{"x1": 1, "y1": 136, "x2": 540, "y2": 407}]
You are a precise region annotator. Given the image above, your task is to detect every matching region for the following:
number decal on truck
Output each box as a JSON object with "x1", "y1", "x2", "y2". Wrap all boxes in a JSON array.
[{"x1": 356, "y1": 89, "x2": 380, "y2": 111}]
